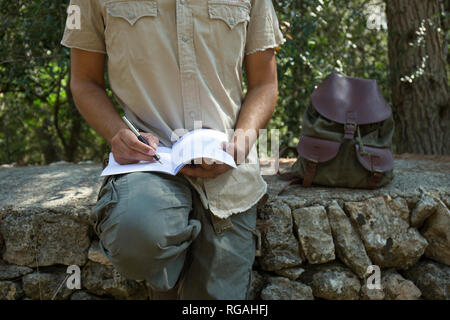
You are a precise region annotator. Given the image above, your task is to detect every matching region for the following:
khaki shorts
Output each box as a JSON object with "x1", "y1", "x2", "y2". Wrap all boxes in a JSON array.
[{"x1": 91, "y1": 171, "x2": 257, "y2": 299}]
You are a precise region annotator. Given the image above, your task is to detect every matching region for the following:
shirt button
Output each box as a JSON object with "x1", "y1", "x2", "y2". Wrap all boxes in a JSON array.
[{"x1": 182, "y1": 35, "x2": 189, "y2": 42}]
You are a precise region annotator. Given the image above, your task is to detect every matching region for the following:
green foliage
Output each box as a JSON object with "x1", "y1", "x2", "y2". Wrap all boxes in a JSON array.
[
  {"x1": 0, "y1": 0, "x2": 110, "y2": 165},
  {"x1": 271, "y1": 0, "x2": 390, "y2": 155},
  {"x1": 0, "y1": 0, "x2": 435, "y2": 165}
]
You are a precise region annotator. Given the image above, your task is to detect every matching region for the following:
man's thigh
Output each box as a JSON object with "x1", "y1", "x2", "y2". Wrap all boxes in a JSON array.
[
  {"x1": 91, "y1": 171, "x2": 200, "y2": 281},
  {"x1": 179, "y1": 202, "x2": 258, "y2": 300}
]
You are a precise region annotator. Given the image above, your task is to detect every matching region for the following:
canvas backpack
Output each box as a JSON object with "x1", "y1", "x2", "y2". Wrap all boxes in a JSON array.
[{"x1": 279, "y1": 72, "x2": 395, "y2": 194}]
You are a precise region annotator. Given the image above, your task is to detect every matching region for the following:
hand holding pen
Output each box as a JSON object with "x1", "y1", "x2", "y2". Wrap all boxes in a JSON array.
[
  {"x1": 122, "y1": 116, "x2": 162, "y2": 164},
  {"x1": 109, "y1": 116, "x2": 162, "y2": 165}
]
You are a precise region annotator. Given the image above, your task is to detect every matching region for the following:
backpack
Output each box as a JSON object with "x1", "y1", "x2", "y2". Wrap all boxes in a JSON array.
[{"x1": 279, "y1": 72, "x2": 395, "y2": 194}]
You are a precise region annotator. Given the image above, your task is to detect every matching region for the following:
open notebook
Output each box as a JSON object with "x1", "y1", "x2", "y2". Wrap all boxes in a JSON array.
[{"x1": 100, "y1": 129, "x2": 237, "y2": 176}]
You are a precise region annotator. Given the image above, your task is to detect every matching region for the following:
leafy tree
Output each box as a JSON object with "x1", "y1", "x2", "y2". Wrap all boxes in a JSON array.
[
  {"x1": 0, "y1": 0, "x2": 109, "y2": 165},
  {"x1": 271, "y1": 0, "x2": 391, "y2": 154},
  {"x1": 0, "y1": 0, "x2": 448, "y2": 166}
]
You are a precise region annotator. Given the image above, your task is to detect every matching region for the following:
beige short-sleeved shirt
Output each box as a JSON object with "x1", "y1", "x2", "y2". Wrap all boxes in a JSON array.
[{"x1": 61, "y1": 0, "x2": 285, "y2": 218}]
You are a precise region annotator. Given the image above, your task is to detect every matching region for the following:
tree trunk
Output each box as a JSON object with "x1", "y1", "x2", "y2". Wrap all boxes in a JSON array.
[{"x1": 385, "y1": 0, "x2": 449, "y2": 154}]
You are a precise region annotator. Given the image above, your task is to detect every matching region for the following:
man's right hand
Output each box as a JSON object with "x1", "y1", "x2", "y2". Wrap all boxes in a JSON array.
[{"x1": 111, "y1": 128, "x2": 159, "y2": 165}]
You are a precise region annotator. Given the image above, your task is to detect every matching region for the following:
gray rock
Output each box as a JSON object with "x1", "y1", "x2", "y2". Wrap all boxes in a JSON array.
[
  {"x1": 70, "y1": 290, "x2": 106, "y2": 300},
  {"x1": 0, "y1": 165, "x2": 102, "y2": 214},
  {"x1": 261, "y1": 276, "x2": 313, "y2": 300},
  {"x1": 282, "y1": 196, "x2": 307, "y2": 210},
  {"x1": 22, "y1": 272, "x2": 73, "y2": 300},
  {"x1": 299, "y1": 263, "x2": 361, "y2": 300},
  {"x1": 88, "y1": 240, "x2": 112, "y2": 266},
  {"x1": 0, "y1": 281, "x2": 24, "y2": 300},
  {"x1": 410, "y1": 195, "x2": 438, "y2": 228},
  {"x1": 382, "y1": 270, "x2": 421, "y2": 300},
  {"x1": 292, "y1": 206, "x2": 335, "y2": 264},
  {"x1": 0, "y1": 264, "x2": 33, "y2": 280},
  {"x1": 403, "y1": 260, "x2": 450, "y2": 300},
  {"x1": 442, "y1": 194, "x2": 450, "y2": 209},
  {"x1": 49, "y1": 161, "x2": 73, "y2": 166},
  {"x1": 248, "y1": 271, "x2": 266, "y2": 300},
  {"x1": 360, "y1": 283, "x2": 385, "y2": 300},
  {"x1": 0, "y1": 210, "x2": 90, "y2": 267},
  {"x1": 274, "y1": 267, "x2": 305, "y2": 280},
  {"x1": 81, "y1": 261, "x2": 148, "y2": 300},
  {"x1": 257, "y1": 201, "x2": 303, "y2": 271},
  {"x1": 327, "y1": 201, "x2": 372, "y2": 278},
  {"x1": 345, "y1": 197, "x2": 428, "y2": 269},
  {"x1": 421, "y1": 200, "x2": 450, "y2": 265},
  {"x1": 77, "y1": 161, "x2": 94, "y2": 165}
]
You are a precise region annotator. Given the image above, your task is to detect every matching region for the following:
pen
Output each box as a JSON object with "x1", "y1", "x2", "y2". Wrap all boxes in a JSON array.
[{"x1": 122, "y1": 116, "x2": 162, "y2": 164}]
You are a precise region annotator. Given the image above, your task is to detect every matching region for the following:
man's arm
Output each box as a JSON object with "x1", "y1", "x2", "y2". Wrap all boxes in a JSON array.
[
  {"x1": 70, "y1": 48, "x2": 159, "y2": 164},
  {"x1": 233, "y1": 48, "x2": 278, "y2": 157},
  {"x1": 179, "y1": 48, "x2": 278, "y2": 178}
]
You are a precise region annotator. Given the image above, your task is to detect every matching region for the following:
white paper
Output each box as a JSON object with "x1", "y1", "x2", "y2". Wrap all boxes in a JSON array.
[
  {"x1": 100, "y1": 146, "x2": 173, "y2": 176},
  {"x1": 100, "y1": 129, "x2": 237, "y2": 177}
]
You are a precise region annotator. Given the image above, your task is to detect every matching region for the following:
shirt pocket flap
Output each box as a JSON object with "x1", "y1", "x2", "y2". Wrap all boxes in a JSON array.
[
  {"x1": 297, "y1": 136, "x2": 341, "y2": 163},
  {"x1": 106, "y1": 1, "x2": 157, "y2": 26},
  {"x1": 208, "y1": 0, "x2": 250, "y2": 30},
  {"x1": 355, "y1": 145, "x2": 394, "y2": 172}
]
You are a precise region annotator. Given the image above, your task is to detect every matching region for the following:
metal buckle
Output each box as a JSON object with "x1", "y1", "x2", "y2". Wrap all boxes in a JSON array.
[
  {"x1": 360, "y1": 150, "x2": 371, "y2": 157},
  {"x1": 344, "y1": 121, "x2": 357, "y2": 131}
]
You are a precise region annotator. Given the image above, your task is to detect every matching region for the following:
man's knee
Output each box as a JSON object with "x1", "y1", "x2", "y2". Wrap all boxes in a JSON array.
[
  {"x1": 102, "y1": 173, "x2": 197, "y2": 279},
  {"x1": 107, "y1": 209, "x2": 173, "y2": 279}
]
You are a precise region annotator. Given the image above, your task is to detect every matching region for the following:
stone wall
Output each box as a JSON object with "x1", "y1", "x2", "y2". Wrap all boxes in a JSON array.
[{"x1": 0, "y1": 157, "x2": 449, "y2": 300}]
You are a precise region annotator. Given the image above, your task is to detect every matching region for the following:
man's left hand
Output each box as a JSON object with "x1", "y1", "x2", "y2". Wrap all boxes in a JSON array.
[{"x1": 178, "y1": 141, "x2": 245, "y2": 179}]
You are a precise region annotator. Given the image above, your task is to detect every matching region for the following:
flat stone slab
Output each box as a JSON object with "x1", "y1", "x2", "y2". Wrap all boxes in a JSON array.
[
  {"x1": 0, "y1": 163, "x2": 103, "y2": 216},
  {"x1": 265, "y1": 157, "x2": 450, "y2": 204},
  {"x1": 1, "y1": 157, "x2": 448, "y2": 215}
]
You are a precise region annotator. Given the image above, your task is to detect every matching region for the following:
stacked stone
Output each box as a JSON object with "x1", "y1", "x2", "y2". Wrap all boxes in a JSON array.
[
  {"x1": 0, "y1": 162, "x2": 449, "y2": 300},
  {"x1": 251, "y1": 193, "x2": 450, "y2": 300},
  {"x1": 0, "y1": 207, "x2": 149, "y2": 300}
]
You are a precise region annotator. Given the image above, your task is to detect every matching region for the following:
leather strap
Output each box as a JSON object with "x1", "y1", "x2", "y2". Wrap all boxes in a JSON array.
[
  {"x1": 277, "y1": 178, "x2": 303, "y2": 196},
  {"x1": 368, "y1": 171, "x2": 383, "y2": 189},
  {"x1": 344, "y1": 111, "x2": 357, "y2": 139},
  {"x1": 344, "y1": 122, "x2": 357, "y2": 140},
  {"x1": 302, "y1": 161, "x2": 318, "y2": 187}
]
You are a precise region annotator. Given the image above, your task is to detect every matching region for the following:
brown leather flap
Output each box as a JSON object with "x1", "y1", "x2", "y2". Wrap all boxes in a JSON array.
[
  {"x1": 355, "y1": 145, "x2": 394, "y2": 172},
  {"x1": 311, "y1": 72, "x2": 392, "y2": 125},
  {"x1": 297, "y1": 136, "x2": 341, "y2": 163}
]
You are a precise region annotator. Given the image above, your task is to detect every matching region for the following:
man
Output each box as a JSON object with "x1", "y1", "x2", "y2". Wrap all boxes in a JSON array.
[{"x1": 62, "y1": 0, "x2": 284, "y2": 299}]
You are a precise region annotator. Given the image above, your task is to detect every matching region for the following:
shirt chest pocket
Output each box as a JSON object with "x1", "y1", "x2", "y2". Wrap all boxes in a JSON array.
[
  {"x1": 208, "y1": 0, "x2": 251, "y2": 30},
  {"x1": 104, "y1": 1, "x2": 158, "y2": 60},
  {"x1": 207, "y1": 0, "x2": 251, "y2": 64}
]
